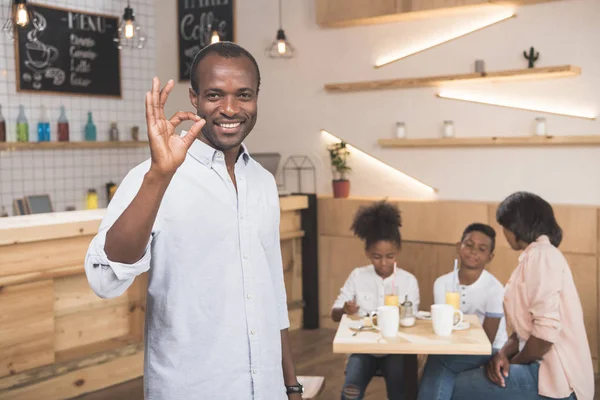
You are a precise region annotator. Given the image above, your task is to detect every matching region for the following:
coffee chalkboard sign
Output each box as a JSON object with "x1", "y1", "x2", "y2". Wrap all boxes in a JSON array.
[
  {"x1": 177, "y1": 0, "x2": 235, "y2": 81},
  {"x1": 15, "y1": 4, "x2": 121, "y2": 97}
]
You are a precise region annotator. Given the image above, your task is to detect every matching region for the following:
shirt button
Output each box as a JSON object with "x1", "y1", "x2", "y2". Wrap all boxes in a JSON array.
[
  {"x1": 247, "y1": 293, "x2": 252, "y2": 299},
  {"x1": 240, "y1": 215, "x2": 244, "y2": 220},
  {"x1": 243, "y1": 254, "x2": 248, "y2": 259},
  {"x1": 251, "y1": 329, "x2": 256, "y2": 335},
  {"x1": 252, "y1": 369, "x2": 258, "y2": 374},
  {"x1": 216, "y1": 152, "x2": 223, "y2": 158}
]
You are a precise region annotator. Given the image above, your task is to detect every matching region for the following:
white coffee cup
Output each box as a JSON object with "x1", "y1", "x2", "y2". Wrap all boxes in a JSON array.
[
  {"x1": 431, "y1": 304, "x2": 464, "y2": 337},
  {"x1": 370, "y1": 305, "x2": 399, "y2": 338}
]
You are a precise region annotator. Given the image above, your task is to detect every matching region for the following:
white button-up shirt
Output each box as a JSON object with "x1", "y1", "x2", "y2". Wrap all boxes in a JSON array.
[
  {"x1": 434, "y1": 270, "x2": 507, "y2": 349},
  {"x1": 84, "y1": 139, "x2": 289, "y2": 400},
  {"x1": 332, "y1": 265, "x2": 420, "y2": 316}
]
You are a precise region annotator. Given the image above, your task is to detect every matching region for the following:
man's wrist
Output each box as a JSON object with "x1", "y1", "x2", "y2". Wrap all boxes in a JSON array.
[{"x1": 285, "y1": 381, "x2": 303, "y2": 395}]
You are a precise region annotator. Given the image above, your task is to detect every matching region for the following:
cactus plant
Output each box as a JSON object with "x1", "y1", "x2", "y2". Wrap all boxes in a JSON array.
[{"x1": 523, "y1": 47, "x2": 539, "y2": 68}]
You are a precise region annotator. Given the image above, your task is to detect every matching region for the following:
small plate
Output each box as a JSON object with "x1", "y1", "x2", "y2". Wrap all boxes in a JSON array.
[
  {"x1": 453, "y1": 321, "x2": 471, "y2": 331},
  {"x1": 416, "y1": 311, "x2": 431, "y2": 320},
  {"x1": 348, "y1": 320, "x2": 377, "y2": 331}
]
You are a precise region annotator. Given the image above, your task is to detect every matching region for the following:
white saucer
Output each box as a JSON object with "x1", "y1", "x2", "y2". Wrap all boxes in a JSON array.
[
  {"x1": 416, "y1": 311, "x2": 431, "y2": 320},
  {"x1": 453, "y1": 321, "x2": 471, "y2": 331}
]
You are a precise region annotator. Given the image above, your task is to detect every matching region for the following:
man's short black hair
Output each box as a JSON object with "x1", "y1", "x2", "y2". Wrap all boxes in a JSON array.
[
  {"x1": 461, "y1": 223, "x2": 496, "y2": 252},
  {"x1": 496, "y1": 191, "x2": 562, "y2": 247},
  {"x1": 189, "y1": 41, "x2": 261, "y2": 94}
]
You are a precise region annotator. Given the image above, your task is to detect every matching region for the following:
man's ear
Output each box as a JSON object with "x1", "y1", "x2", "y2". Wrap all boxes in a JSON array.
[{"x1": 189, "y1": 88, "x2": 198, "y2": 109}]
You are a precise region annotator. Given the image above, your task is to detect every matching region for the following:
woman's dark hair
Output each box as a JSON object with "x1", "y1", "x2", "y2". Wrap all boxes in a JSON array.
[
  {"x1": 351, "y1": 200, "x2": 402, "y2": 250},
  {"x1": 496, "y1": 191, "x2": 562, "y2": 247}
]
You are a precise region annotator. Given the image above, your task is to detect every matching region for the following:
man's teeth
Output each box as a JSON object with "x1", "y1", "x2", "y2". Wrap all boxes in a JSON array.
[{"x1": 217, "y1": 122, "x2": 241, "y2": 128}]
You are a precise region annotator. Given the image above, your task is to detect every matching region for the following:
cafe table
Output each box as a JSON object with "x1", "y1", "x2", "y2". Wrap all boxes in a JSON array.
[{"x1": 333, "y1": 314, "x2": 492, "y2": 399}]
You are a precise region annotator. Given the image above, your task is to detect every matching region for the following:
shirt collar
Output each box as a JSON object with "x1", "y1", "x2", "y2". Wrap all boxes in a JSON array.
[
  {"x1": 518, "y1": 234, "x2": 550, "y2": 262},
  {"x1": 185, "y1": 131, "x2": 250, "y2": 168}
]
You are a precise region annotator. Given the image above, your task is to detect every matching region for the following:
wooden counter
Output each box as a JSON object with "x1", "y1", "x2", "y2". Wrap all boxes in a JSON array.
[{"x1": 0, "y1": 195, "x2": 308, "y2": 400}]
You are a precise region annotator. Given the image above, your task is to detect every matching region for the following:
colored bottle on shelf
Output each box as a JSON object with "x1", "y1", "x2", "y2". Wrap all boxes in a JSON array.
[
  {"x1": 16, "y1": 105, "x2": 29, "y2": 142},
  {"x1": 0, "y1": 105, "x2": 6, "y2": 143},
  {"x1": 57, "y1": 105, "x2": 70, "y2": 142},
  {"x1": 109, "y1": 121, "x2": 119, "y2": 141},
  {"x1": 37, "y1": 105, "x2": 50, "y2": 142},
  {"x1": 84, "y1": 111, "x2": 96, "y2": 141},
  {"x1": 86, "y1": 189, "x2": 98, "y2": 209}
]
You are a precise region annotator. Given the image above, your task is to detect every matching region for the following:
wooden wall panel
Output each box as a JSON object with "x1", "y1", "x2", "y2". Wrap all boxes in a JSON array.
[
  {"x1": 488, "y1": 204, "x2": 598, "y2": 255},
  {"x1": 486, "y1": 248, "x2": 520, "y2": 286},
  {"x1": 54, "y1": 304, "x2": 130, "y2": 352},
  {"x1": 318, "y1": 236, "x2": 366, "y2": 319},
  {"x1": 54, "y1": 274, "x2": 128, "y2": 317},
  {"x1": 316, "y1": 0, "x2": 397, "y2": 26},
  {"x1": 0, "y1": 352, "x2": 143, "y2": 400},
  {"x1": 0, "y1": 281, "x2": 54, "y2": 377},
  {"x1": 280, "y1": 211, "x2": 302, "y2": 234},
  {"x1": 282, "y1": 238, "x2": 304, "y2": 305},
  {"x1": 128, "y1": 273, "x2": 148, "y2": 343},
  {"x1": 398, "y1": 201, "x2": 489, "y2": 244},
  {"x1": 318, "y1": 198, "x2": 377, "y2": 237},
  {"x1": 398, "y1": 242, "x2": 457, "y2": 310},
  {"x1": 0, "y1": 236, "x2": 92, "y2": 278},
  {"x1": 567, "y1": 255, "x2": 598, "y2": 366}
]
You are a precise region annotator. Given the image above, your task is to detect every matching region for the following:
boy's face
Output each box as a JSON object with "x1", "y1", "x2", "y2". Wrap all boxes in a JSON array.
[
  {"x1": 457, "y1": 231, "x2": 494, "y2": 270},
  {"x1": 366, "y1": 240, "x2": 398, "y2": 279}
]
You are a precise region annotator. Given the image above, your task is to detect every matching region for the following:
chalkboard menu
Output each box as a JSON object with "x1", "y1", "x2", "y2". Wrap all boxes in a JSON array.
[
  {"x1": 15, "y1": 4, "x2": 121, "y2": 97},
  {"x1": 177, "y1": 0, "x2": 235, "y2": 81}
]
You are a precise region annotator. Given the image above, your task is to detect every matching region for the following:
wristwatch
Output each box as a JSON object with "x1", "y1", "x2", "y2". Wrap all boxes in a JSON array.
[{"x1": 286, "y1": 382, "x2": 304, "y2": 395}]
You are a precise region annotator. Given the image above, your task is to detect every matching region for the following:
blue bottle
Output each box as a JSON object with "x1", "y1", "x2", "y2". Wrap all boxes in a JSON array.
[
  {"x1": 84, "y1": 111, "x2": 96, "y2": 141},
  {"x1": 37, "y1": 105, "x2": 50, "y2": 142}
]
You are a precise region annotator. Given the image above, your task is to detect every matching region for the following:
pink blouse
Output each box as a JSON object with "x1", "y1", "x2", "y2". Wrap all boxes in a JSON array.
[{"x1": 504, "y1": 235, "x2": 594, "y2": 399}]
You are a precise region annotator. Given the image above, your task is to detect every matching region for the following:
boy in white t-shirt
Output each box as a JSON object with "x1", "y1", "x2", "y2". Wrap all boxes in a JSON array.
[
  {"x1": 418, "y1": 223, "x2": 507, "y2": 400},
  {"x1": 331, "y1": 201, "x2": 420, "y2": 400}
]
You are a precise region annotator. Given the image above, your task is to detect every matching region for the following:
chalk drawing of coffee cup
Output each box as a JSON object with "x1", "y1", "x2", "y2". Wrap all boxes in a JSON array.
[
  {"x1": 22, "y1": 72, "x2": 32, "y2": 82},
  {"x1": 33, "y1": 81, "x2": 41, "y2": 90},
  {"x1": 25, "y1": 40, "x2": 58, "y2": 70}
]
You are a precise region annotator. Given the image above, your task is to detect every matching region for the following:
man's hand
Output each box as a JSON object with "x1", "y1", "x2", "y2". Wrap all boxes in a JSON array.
[
  {"x1": 343, "y1": 300, "x2": 359, "y2": 315},
  {"x1": 145, "y1": 77, "x2": 206, "y2": 176},
  {"x1": 485, "y1": 351, "x2": 510, "y2": 387}
]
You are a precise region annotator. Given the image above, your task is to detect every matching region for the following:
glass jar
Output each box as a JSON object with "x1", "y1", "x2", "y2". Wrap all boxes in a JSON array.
[
  {"x1": 535, "y1": 117, "x2": 547, "y2": 136},
  {"x1": 395, "y1": 122, "x2": 406, "y2": 139},
  {"x1": 399, "y1": 295, "x2": 416, "y2": 327},
  {"x1": 443, "y1": 120, "x2": 454, "y2": 138}
]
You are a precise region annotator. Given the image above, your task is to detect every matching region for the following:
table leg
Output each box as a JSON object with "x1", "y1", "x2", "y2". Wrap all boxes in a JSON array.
[{"x1": 404, "y1": 354, "x2": 418, "y2": 400}]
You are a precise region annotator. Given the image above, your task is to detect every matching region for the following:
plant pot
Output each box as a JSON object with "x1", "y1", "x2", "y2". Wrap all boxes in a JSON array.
[{"x1": 332, "y1": 179, "x2": 350, "y2": 198}]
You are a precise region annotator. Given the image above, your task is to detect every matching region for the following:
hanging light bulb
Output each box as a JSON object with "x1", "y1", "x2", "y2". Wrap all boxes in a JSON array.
[
  {"x1": 210, "y1": 26, "x2": 220, "y2": 44},
  {"x1": 266, "y1": 0, "x2": 295, "y2": 59},
  {"x1": 114, "y1": 1, "x2": 146, "y2": 49},
  {"x1": 15, "y1": 0, "x2": 28, "y2": 27}
]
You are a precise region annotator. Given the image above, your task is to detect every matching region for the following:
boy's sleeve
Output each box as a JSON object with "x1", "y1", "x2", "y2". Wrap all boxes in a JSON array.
[
  {"x1": 433, "y1": 276, "x2": 445, "y2": 305},
  {"x1": 485, "y1": 282, "x2": 505, "y2": 319}
]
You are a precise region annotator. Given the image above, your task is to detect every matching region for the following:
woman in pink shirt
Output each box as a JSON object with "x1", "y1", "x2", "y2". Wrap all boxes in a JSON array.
[{"x1": 452, "y1": 191, "x2": 594, "y2": 399}]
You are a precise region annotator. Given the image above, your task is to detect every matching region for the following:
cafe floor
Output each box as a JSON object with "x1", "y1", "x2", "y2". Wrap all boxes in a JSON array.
[{"x1": 74, "y1": 328, "x2": 599, "y2": 400}]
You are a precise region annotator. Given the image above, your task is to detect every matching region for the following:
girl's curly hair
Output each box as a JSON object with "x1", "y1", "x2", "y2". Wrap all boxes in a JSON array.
[{"x1": 350, "y1": 200, "x2": 402, "y2": 250}]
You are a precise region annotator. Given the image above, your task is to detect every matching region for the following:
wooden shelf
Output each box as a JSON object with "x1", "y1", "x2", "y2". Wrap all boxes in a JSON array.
[
  {"x1": 378, "y1": 135, "x2": 600, "y2": 148},
  {"x1": 317, "y1": 0, "x2": 562, "y2": 28},
  {"x1": 324, "y1": 65, "x2": 581, "y2": 93},
  {"x1": 0, "y1": 141, "x2": 148, "y2": 151}
]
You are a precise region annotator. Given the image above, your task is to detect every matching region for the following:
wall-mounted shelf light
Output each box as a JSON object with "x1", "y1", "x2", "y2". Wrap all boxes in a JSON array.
[
  {"x1": 374, "y1": 11, "x2": 516, "y2": 69},
  {"x1": 436, "y1": 90, "x2": 596, "y2": 120},
  {"x1": 321, "y1": 129, "x2": 438, "y2": 195}
]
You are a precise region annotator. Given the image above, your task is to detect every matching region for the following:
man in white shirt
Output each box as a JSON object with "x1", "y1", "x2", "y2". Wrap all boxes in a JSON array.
[
  {"x1": 84, "y1": 42, "x2": 301, "y2": 400},
  {"x1": 330, "y1": 201, "x2": 419, "y2": 400},
  {"x1": 418, "y1": 223, "x2": 506, "y2": 400}
]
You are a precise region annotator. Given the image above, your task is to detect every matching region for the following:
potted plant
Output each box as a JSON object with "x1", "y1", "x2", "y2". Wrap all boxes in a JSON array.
[{"x1": 328, "y1": 141, "x2": 351, "y2": 198}]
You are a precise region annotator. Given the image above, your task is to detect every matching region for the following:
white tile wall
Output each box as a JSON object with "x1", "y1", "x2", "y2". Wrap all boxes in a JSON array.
[{"x1": 0, "y1": 0, "x2": 155, "y2": 215}]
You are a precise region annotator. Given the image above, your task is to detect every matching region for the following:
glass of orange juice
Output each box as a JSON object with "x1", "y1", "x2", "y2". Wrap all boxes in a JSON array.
[
  {"x1": 384, "y1": 294, "x2": 399, "y2": 306},
  {"x1": 445, "y1": 291, "x2": 460, "y2": 310}
]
